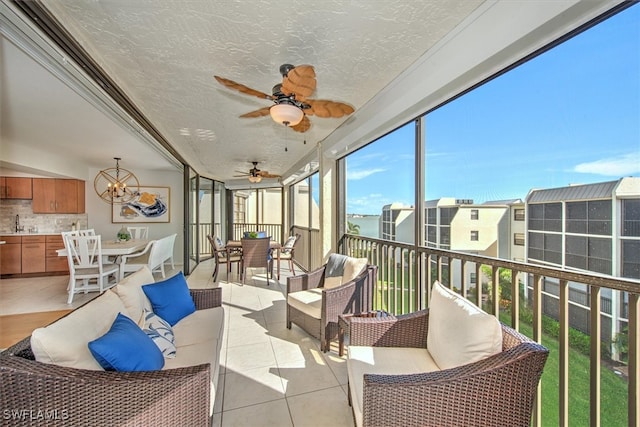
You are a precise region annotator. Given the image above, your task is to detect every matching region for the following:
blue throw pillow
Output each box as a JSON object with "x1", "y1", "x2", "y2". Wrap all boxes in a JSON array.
[
  {"x1": 142, "y1": 272, "x2": 196, "y2": 326},
  {"x1": 88, "y1": 313, "x2": 164, "y2": 372}
]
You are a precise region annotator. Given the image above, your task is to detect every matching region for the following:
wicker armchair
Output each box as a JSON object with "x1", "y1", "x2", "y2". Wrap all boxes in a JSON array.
[
  {"x1": 0, "y1": 287, "x2": 222, "y2": 427},
  {"x1": 286, "y1": 261, "x2": 377, "y2": 352},
  {"x1": 347, "y1": 309, "x2": 549, "y2": 427}
]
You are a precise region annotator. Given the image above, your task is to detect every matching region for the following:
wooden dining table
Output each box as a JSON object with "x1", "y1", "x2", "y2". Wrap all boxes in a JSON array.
[
  {"x1": 226, "y1": 239, "x2": 283, "y2": 279},
  {"x1": 56, "y1": 239, "x2": 150, "y2": 257}
]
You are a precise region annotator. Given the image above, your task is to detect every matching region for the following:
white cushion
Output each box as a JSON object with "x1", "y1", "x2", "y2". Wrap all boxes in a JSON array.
[
  {"x1": 31, "y1": 290, "x2": 126, "y2": 370},
  {"x1": 343, "y1": 257, "x2": 368, "y2": 283},
  {"x1": 172, "y1": 306, "x2": 225, "y2": 347},
  {"x1": 427, "y1": 281, "x2": 502, "y2": 370},
  {"x1": 323, "y1": 276, "x2": 343, "y2": 289},
  {"x1": 111, "y1": 266, "x2": 154, "y2": 323},
  {"x1": 347, "y1": 346, "x2": 440, "y2": 427},
  {"x1": 287, "y1": 288, "x2": 323, "y2": 319}
]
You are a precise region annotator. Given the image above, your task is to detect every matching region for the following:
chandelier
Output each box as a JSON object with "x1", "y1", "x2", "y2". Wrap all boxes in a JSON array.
[{"x1": 93, "y1": 157, "x2": 140, "y2": 204}]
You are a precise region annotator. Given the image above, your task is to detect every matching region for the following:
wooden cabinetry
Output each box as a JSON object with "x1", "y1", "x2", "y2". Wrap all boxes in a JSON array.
[
  {"x1": 46, "y1": 235, "x2": 68, "y2": 273},
  {"x1": 21, "y1": 235, "x2": 46, "y2": 274},
  {"x1": 0, "y1": 236, "x2": 22, "y2": 275},
  {"x1": 0, "y1": 235, "x2": 68, "y2": 276},
  {"x1": 32, "y1": 179, "x2": 85, "y2": 213},
  {"x1": 0, "y1": 177, "x2": 32, "y2": 199}
]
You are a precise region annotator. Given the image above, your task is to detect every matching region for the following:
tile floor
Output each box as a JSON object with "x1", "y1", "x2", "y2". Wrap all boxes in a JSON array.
[{"x1": 0, "y1": 260, "x2": 356, "y2": 427}]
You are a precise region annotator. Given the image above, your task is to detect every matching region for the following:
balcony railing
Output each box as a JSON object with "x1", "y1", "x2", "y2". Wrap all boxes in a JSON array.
[{"x1": 339, "y1": 234, "x2": 639, "y2": 427}]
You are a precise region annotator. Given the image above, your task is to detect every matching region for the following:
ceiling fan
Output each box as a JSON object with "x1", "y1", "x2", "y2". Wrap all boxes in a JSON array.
[
  {"x1": 234, "y1": 162, "x2": 281, "y2": 183},
  {"x1": 214, "y1": 64, "x2": 354, "y2": 133}
]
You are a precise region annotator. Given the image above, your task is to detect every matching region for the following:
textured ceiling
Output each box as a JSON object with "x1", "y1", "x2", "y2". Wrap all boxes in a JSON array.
[{"x1": 37, "y1": 0, "x2": 483, "y2": 182}]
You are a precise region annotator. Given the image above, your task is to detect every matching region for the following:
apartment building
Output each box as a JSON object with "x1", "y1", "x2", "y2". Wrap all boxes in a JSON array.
[
  {"x1": 380, "y1": 203, "x2": 414, "y2": 242},
  {"x1": 525, "y1": 177, "x2": 640, "y2": 344},
  {"x1": 422, "y1": 198, "x2": 524, "y2": 285}
]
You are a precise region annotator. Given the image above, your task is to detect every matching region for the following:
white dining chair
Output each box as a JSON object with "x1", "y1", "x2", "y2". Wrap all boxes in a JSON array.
[
  {"x1": 127, "y1": 226, "x2": 149, "y2": 240},
  {"x1": 64, "y1": 234, "x2": 119, "y2": 304}
]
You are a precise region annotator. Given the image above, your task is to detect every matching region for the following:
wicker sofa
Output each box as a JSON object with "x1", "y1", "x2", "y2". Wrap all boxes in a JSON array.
[
  {"x1": 0, "y1": 266, "x2": 224, "y2": 426},
  {"x1": 347, "y1": 282, "x2": 549, "y2": 427}
]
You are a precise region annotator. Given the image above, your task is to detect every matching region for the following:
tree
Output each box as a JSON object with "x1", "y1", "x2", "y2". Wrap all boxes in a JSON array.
[{"x1": 347, "y1": 221, "x2": 360, "y2": 235}]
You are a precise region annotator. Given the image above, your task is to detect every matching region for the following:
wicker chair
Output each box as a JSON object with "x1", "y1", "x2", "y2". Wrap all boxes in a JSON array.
[
  {"x1": 279, "y1": 233, "x2": 301, "y2": 276},
  {"x1": 286, "y1": 261, "x2": 377, "y2": 352},
  {"x1": 346, "y1": 310, "x2": 549, "y2": 427},
  {"x1": 207, "y1": 235, "x2": 242, "y2": 281},
  {"x1": 240, "y1": 237, "x2": 273, "y2": 285}
]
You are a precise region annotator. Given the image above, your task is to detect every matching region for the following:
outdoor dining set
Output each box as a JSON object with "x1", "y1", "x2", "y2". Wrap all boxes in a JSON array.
[{"x1": 208, "y1": 232, "x2": 300, "y2": 284}]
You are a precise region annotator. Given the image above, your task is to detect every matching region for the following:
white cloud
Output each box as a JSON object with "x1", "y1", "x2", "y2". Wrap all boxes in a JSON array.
[
  {"x1": 347, "y1": 168, "x2": 386, "y2": 180},
  {"x1": 573, "y1": 152, "x2": 640, "y2": 176}
]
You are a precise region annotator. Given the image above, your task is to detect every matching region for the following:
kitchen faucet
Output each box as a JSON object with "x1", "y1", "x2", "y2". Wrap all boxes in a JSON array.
[{"x1": 15, "y1": 214, "x2": 20, "y2": 232}]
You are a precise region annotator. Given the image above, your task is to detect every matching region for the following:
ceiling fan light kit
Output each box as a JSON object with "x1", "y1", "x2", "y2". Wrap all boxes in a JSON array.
[
  {"x1": 270, "y1": 103, "x2": 304, "y2": 126},
  {"x1": 214, "y1": 63, "x2": 354, "y2": 133}
]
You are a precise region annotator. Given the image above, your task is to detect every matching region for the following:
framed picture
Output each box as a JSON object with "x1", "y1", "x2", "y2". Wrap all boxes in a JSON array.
[{"x1": 112, "y1": 186, "x2": 170, "y2": 223}]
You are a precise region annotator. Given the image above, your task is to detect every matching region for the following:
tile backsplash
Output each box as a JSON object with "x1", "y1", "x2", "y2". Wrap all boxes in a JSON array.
[{"x1": 0, "y1": 200, "x2": 88, "y2": 234}]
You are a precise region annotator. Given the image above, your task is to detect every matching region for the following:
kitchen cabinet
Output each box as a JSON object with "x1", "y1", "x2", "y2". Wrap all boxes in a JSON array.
[
  {"x1": 0, "y1": 177, "x2": 32, "y2": 199},
  {"x1": 0, "y1": 236, "x2": 22, "y2": 275},
  {"x1": 21, "y1": 235, "x2": 46, "y2": 274},
  {"x1": 0, "y1": 234, "x2": 69, "y2": 276},
  {"x1": 32, "y1": 179, "x2": 85, "y2": 213},
  {"x1": 46, "y1": 235, "x2": 69, "y2": 273}
]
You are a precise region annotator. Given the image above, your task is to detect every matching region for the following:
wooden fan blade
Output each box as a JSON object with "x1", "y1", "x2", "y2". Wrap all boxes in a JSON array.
[
  {"x1": 239, "y1": 106, "x2": 272, "y2": 118},
  {"x1": 281, "y1": 65, "x2": 316, "y2": 99},
  {"x1": 304, "y1": 99, "x2": 355, "y2": 118},
  {"x1": 290, "y1": 115, "x2": 311, "y2": 133},
  {"x1": 214, "y1": 75, "x2": 273, "y2": 100},
  {"x1": 259, "y1": 172, "x2": 281, "y2": 178}
]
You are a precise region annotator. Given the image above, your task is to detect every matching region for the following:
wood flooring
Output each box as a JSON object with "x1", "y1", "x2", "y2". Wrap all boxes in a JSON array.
[{"x1": 0, "y1": 310, "x2": 72, "y2": 349}]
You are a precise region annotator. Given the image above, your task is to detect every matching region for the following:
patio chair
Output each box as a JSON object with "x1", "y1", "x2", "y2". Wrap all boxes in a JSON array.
[
  {"x1": 240, "y1": 237, "x2": 273, "y2": 285},
  {"x1": 279, "y1": 233, "x2": 301, "y2": 276},
  {"x1": 207, "y1": 235, "x2": 242, "y2": 281},
  {"x1": 286, "y1": 254, "x2": 377, "y2": 352}
]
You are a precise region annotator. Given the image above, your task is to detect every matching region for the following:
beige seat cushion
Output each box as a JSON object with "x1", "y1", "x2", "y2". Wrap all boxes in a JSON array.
[
  {"x1": 31, "y1": 290, "x2": 127, "y2": 370},
  {"x1": 287, "y1": 288, "x2": 323, "y2": 319},
  {"x1": 347, "y1": 346, "x2": 440, "y2": 427},
  {"x1": 111, "y1": 265, "x2": 155, "y2": 323},
  {"x1": 427, "y1": 281, "x2": 502, "y2": 370},
  {"x1": 172, "y1": 306, "x2": 225, "y2": 347}
]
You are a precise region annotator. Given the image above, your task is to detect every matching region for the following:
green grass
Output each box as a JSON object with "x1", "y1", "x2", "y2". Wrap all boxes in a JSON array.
[
  {"x1": 373, "y1": 279, "x2": 629, "y2": 425},
  {"x1": 512, "y1": 315, "x2": 628, "y2": 426}
]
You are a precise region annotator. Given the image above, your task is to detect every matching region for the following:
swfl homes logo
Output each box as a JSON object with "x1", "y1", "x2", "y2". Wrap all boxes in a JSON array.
[{"x1": 3, "y1": 409, "x2": 69, "y2": 421}]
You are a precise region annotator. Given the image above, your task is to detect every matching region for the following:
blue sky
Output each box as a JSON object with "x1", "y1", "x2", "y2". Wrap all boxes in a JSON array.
[{"x1": 346, "y1": 5, "x2": 639, "y2": 215}]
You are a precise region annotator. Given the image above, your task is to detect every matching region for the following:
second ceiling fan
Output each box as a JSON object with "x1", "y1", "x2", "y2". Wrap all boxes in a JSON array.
[
  {"x1": 214, "y1": 64, "x2": 354, "y2": 133},
  {"x1": 234, "y1": 162, "x2": 281, "y2": 183}
]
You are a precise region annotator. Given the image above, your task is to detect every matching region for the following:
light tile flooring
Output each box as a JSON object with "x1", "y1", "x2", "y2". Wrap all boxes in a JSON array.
[{"x1": 0, "y1": 259, "x2": 356, "y2": 427}]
